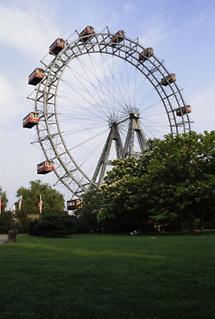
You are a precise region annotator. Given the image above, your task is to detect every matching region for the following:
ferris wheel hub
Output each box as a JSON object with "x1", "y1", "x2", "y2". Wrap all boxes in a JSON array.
[{"x1": 129, "y1": 112, "x2": 140, "y2": 119}]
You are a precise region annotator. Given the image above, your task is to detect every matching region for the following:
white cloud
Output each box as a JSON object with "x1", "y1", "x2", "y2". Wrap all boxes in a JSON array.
[
  {"x1": 0, "y1": 126, "x2": 45, "y2": 209},
  {"x1": 191, "y1": 87, "x2": 215, "y2": 133},
  {"x1": 0, "y1": 74, "x2": 28, "y2": 130},
  {"x1": 0, "y1": 4, "x2": 59, "y2": 57},
  {"x1": 0, "y1": 75, "x2": 15, "y2": 107}
]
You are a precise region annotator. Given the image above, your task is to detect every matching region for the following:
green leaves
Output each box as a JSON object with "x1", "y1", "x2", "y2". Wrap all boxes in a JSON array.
[
  {"x1": 80, "y1": 131, "x2": 215, "y2": 232},
  {"x1": 16, "y1": 180, "x2": 65, "y2": 215}
]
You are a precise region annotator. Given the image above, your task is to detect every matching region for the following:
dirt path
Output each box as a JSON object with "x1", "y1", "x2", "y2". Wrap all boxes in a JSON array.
[{"x1": 0, "y1": 234, "x2": 8, "y2": 244}]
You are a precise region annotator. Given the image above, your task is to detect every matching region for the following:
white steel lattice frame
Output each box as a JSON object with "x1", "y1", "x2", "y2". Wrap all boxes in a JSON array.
[{"x1": 27, "y1": 28, "x2": 191, "y2": 198}]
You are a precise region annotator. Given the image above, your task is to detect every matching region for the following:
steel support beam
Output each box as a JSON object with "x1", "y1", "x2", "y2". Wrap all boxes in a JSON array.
[
  {"x1": 123, "y1": 113, "x2": 147, "y2": 157},
  {"x1": 92, "y1": 122, "x2": 123, "y2": 185}
]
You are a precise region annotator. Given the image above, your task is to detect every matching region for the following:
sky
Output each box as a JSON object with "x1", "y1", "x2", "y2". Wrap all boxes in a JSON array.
[{"x1": 0, "y1": 0, "x2": 214, "y2": 208}]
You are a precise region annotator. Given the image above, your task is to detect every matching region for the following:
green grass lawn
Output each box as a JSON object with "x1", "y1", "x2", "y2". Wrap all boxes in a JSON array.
[{"x1": 0, "y1": 234, "x2": 215, "y2": 319}]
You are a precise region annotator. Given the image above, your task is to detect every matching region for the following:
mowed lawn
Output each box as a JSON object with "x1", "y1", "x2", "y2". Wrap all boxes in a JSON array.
[{"x1": 0, "y1": 234, "x2": 215, "y2": 319}]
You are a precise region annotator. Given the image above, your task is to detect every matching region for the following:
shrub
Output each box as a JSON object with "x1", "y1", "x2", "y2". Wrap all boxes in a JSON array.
[
  {"x1": 16, "y1": 218, "x2": 32, "y2": 234},
  {"x1": 0, "y1": 213, "x2": 14, "y2": 234},
  {"x1": 28, "y1": 212, "x2": 77, "y2": 237}
]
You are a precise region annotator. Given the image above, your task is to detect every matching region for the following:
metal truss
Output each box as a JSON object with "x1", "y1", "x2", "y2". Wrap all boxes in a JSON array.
[
  {"x1": 123, "y1": 112, "x2": 147, "y2": 158},
  {"x1": 28, "y1": 27, "x2": 192, "y2": 198},
  {"x1": 92, "y1": 122, "x2": 123, "y2": 185}
]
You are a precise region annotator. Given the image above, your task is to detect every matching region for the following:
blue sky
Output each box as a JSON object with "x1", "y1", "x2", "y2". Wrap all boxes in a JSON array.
[{"x1": 0, "y1": 0, "x2": 214, "y2": 207}]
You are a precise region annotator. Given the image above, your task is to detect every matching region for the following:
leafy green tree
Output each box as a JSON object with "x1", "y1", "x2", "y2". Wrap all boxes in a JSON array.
[
  {"x1": 141, "y1": 131, "x2": 215, "y2": 229},
  {"x1": 16, "y1": 180, "x2": 65, "y2": 215},
  {"x1": 0, "y1": 213, "x2": 13, "y2": 234},
  {"x1": 76, "y1": 188, "x2": 102, "y2": 232},
  {"x1": 79, "y1": 131, "x2": 215, "y2": 232}
]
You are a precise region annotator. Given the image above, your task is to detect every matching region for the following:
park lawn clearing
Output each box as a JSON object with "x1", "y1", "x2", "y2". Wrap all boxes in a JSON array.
[{"x1": 0, "y1": 234, "x2": 215, "y2": 319}]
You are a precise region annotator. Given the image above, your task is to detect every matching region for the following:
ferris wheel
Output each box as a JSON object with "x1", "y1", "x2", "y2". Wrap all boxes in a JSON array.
[{"x1": 24, "y1": 26, "x2": 192, "y2": 208}]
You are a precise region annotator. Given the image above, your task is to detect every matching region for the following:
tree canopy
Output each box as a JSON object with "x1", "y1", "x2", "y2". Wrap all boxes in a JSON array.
[
  {"x1": 78, "y1": 131, "x2": 215, "y2": 232},
  {"x1": 16, "y1": 180, "x2": 65, "y2": 215}
]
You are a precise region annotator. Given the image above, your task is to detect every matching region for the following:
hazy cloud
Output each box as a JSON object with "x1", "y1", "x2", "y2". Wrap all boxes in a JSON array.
[
  {"x1": 0, "y1": 4, "x2": 59, "y2": 57},
  {"x1": 192, "y1": 86, "x2": 215, "y2": 133}
]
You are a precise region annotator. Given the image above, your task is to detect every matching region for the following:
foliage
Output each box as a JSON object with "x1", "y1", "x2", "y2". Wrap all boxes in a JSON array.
[
  {"x1": 75, "y1": 188, "x2": 102, "y2": 233},
  {"x1": 0, "y1": 212, "x2": 14, "y2": 234},
  {"x1": 142, "y1": 131, "x2": 215, "y2": 229},
  {"x1": 16, "y1": 180, "x2": 65, "y2": 215},
  {"x1": 16, "y1": 218, "x2": 32, "y2": 234},
  {"x1": 29, "y1": 211, "x2": 77, "y2": 237},
  {"x1": 79, "y1": 131, "x2": 215, "y2": 232}
]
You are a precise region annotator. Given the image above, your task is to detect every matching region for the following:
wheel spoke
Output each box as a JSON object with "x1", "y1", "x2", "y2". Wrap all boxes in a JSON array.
[{"x1": 28, "y1": 29, "x2": 191, "y2": 197}]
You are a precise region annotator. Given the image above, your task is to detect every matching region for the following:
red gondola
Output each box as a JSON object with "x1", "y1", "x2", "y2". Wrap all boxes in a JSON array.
[
  {"x1": 111, "y1": 30, "x2": 125, "y2": 45},
  {"x1": 160, "y1": 73, "x2": 176, "y2": 86},
  {"x1": 37, "y1": 160, "x2": 54, "y2": 174},
  {"x1": 67, "y1": 199, "x2": 82, "y2": 210},
  {"x1": 79, "y1": 26, "x2": 95, "y2": 42},
  {"x1": 49, "y1": 38, "x2": 65, "y2": 55},
  {"x1": 28, "y1": 68, "x2": 45, "y2": 86},
  {"x1": 23, "y1": 112, "x2": 39, "y2": 128},
  {"x1": 176, "y1": 105, "x2": 192, "y2": 116},
  {"x1": 139, "y1": 47, "x2": 154, "y2": 62}
]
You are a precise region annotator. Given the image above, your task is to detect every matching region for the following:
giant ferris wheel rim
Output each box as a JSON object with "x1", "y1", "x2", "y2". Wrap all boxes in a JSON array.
[{"x1": 28, "y1": 27, "x2": 192, "y2": 198}]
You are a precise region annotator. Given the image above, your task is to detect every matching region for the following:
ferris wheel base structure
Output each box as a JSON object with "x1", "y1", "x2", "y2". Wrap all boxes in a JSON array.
[{"x1": 24, "y1": 25, "x2": 192, "y2": 210}]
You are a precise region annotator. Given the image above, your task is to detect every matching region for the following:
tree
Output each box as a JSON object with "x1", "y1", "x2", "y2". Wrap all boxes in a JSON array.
[
  {"x1": 16, "y1": 180, "x2": 65, "y2": 215},
  {"x1": 75, "y1": 188, "x2": 102, "y2": 233},
  {"x1": 141, "y1": 131, "x2": 215, "y2": 230},
  {"x1": 79, "y1": 131, "x2": 215, "y2": 232},
  {"x1": 0, "y1": 213, "x2": 13, "y2": 234}
]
